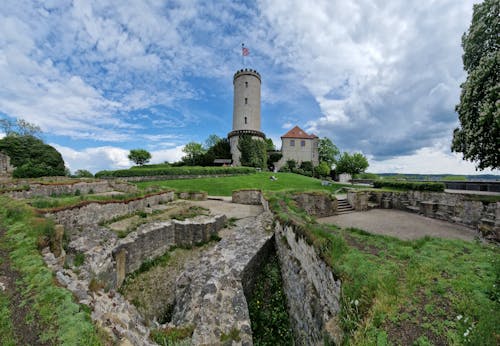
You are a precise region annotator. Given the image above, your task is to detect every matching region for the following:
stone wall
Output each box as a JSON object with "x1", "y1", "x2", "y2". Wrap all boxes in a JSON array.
[
  {"x1": 47, "y1": 192, "x2": 175, "y2": 234},
  {"x1": 232, "y1": 189, "x2": 262, "y2": 205},
  {"x1": 347, "y1": 190, "x2": 500, "y2": 241},
  {"x1": 7, "y1": 179, "x2": 137, "y2": 198},
  {"x1": 0, "y1": 152, "x2": 14, "y2": 178},
  {"x1": 275, "y1": 221, "x2": 342, "y2": 345},
  {"x1": 292, "y1": 192, "x2": 338, "y2": 217},
  {"x1": 113, "y1": 214, "x2": 226, "y2": 287}
]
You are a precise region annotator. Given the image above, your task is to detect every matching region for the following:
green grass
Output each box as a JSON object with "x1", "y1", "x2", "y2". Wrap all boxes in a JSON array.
[
  {"x1": 0, "y1": 196, "x2": 103, "y2": 345},
  {"x1": 0, "y1": 291, "x2": 16, "y2": 346},
  {"x1": 268, "y1": 191, "x2": 500, "y2": 345},
  {"x1": 136, "y1": 172, "x2": 355, "y2": 196}
]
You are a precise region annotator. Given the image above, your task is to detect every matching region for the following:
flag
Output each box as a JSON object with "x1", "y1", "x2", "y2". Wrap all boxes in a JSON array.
[{"x1": 242, "y1": 46, "x2": 249, "y2": 56}]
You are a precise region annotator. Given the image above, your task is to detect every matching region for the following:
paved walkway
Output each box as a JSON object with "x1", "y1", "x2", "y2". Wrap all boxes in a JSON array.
[{"x1": 317, "y1": 209, "x2": 478, "y2": 241}]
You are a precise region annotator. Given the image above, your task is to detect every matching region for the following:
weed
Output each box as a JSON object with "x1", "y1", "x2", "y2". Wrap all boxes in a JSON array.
[
  {"x1": 220, "y1": 327, "x2": 241, "y2": 342},
  {"x1": 88, "y1": 278, "x2": 105, "y2": 293},
  {"x1": 151, "y1": 325, "x2": 194, "y2": 345},
  {"x1": 74, "y1": 252, "x2": 85, "y2": 267}
]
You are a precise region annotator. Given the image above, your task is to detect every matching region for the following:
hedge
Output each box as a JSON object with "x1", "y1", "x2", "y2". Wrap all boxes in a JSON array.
[
  {"x1": 373, "y1": 180, "x2": 445, "y2": 192},
  {"x1": 95, "y1": 166, "x2": 255, "y2": 178}
]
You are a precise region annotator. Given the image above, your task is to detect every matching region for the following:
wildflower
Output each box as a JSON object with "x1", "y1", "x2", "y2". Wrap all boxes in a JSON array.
[
  {"x1": 354, "y1": 299, "x2": 359, "y2": 306},
  {"x1": 464, "y1": 329, "x2": 470, "y2": 337},
  {"x1": 456, "y1": 315, "x2": 463, "y2": 320}
]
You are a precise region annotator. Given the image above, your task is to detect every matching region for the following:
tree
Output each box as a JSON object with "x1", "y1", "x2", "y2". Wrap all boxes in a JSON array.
[
  {"x1": 315, "y1": 161, "x2": 331, "y2": 177},
  {"x1": 452, "y1": 0, "x2": 499, "y2": 170},
  {"x1": 336, "y1": 152, "x2": 369, "y2": 180},
  {"x1": 128, "y1": 149, "x2": 152, "y2": 166},
  {"x1": 318, "y1": 137, "x2": 340, "y2": 167},
  {"x1": 238, "y1": 135, "x2": 267, "y2": 169},
  {"x1": 182, "y1": 142, "x2": 206, "y2": 166},
  {"x1": 0, "y1": 135, "x2": 65, "y2": 178},
  {"x1": 201, "y1": 138, "x2": 231, "y2": 166},
  {"x1": 204, "y1": 134, "x2": 222, "y2": 149},
  {"x1": 265, "y1": 138, "x2": 275, "y2": 151},
  {"x1": 74, "y1": 169, "x2": 93, "y2": 178},
  {"x1": 0, "y1": 118, "x2": 41, "y2": 137}
]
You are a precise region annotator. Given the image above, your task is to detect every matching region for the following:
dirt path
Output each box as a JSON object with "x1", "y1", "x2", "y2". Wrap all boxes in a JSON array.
[
  {"x1": 0, "y1": 228, "x2": 49, "y2": 345},
  {"x1": 318, "y1": 209, "x2": 478, "y2": 241}
]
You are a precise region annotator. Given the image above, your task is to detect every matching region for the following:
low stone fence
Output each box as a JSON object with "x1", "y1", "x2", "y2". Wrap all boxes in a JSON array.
[
  {"x1": 46, "y1": 192, "x2": 175, "y2": 234},
  {"x1": 232, "y1": 189, "x2": 262, "y2": 205},
  {"x1": 178, "y1": 191, "x2": 207, "y2": 200},
  {"x1": 113, "y1": 214, "x2": 226, "y2": 287},
  {"x1": 347, "y1": 190, "x2": 500, "y2": 241},
  {"x1": 275, "y1": 221, "x2": 342, "y2": 345},
  {"x1": 6, "y1": 180, "x2": 137, "y2": 198}
]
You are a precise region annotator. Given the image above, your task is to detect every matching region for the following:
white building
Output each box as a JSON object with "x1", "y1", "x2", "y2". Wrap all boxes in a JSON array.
[{"x1": 275, "y1": 126, "x2": 319, "y2": 170}]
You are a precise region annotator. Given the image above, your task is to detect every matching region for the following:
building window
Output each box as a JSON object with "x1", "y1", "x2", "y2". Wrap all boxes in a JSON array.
[
  {"x1": 301, "y1": 140, "x2": 306, "y2": 147},
  {"x1": 290, "y1": 140, "x2": 295, "y2": 146},
  {"x1": 244, "y1": 117, "x2": 247, "y2": 124},
  {"x1": 245, "y1": 97, "x2": 248, "y2": 104},
  {"x1": 245, "y1": 81, "x2": 248, "y2": 88}
]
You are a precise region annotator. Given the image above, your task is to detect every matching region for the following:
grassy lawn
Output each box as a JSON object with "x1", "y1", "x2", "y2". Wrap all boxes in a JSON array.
[
  {"x1": 267, "y1": 192, "x2": 500, "y2": 345},
  {"x1": 136, "y1": 172, "x2": 356, "y2": 196}
]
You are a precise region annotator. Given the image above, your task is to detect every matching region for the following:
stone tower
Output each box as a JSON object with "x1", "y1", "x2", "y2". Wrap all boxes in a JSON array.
[{"x1": 228, "y1": 68, "x2": 265, "y2": 165}]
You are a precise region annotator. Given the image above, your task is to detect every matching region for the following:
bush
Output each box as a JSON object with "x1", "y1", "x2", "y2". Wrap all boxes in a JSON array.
[
  {"x1": 373, "y1": 180, "x2": 445, "y2": 192},
  {"x1": 95, "y1": 166, "x2": 254, "y2": 178}
]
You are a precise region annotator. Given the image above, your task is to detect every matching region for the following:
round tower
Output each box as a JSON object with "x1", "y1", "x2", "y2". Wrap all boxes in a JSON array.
[{"x1": 228, "y1": 69, "x2": 265, "y2": 165}]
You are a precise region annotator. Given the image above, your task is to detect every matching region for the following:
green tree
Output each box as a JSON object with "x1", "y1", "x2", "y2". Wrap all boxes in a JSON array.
[
  {"x1": 336, "y1": 152, "x2": 369, "y2": 180},
  {"x1": 182, "y1": 142, "x2": 206, "y2": 166},
  {"x1": 0, "y1": 118, "x2": 42, "y2": 137},
  {"x1": 452, "y1": 0, "x2": 499, "y2": 170},
  {"x1": 238, "y1": 135, "x2": 267, "y2": 169},
  {"x1": 0, "y1": 135, "x2": 65, "y2": 178},
  {"x1": 318, "y1": 137, "x2": 340, "y2": 167},
  {"x1": 265, "y1": 138, "x2": 275, "y2": 151},
  {"x1": 204, "y1": 134, "x2": 222, "y2": 149},
  {"x1": 128, "y1": 149, "x2": 152, "y2": 166},
  {"x1": 315, "y1": 161, "x2": 331, "y2": 177},
  {"x1": 201, "y1": 138, "x2": 231, "y2": 166},
  {"x1": 74, "y1": 169, "x2": 93, "y2": 178}
]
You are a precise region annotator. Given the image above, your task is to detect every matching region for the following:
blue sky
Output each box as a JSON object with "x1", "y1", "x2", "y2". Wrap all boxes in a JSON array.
[{"x1": 0, "y1": 0, "x2": 497, "y2": 175}]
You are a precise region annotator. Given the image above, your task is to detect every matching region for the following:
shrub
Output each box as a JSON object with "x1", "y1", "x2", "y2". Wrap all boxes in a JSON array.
[
  {"x1": 95, "y1": 166, "x2": 254, "y2": 178},
  {"x1": 373, "y1": 180, "x2": 445, "y2": 192}
]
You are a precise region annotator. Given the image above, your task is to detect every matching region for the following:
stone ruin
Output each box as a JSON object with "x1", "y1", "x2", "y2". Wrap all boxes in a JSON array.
[{"x1": 0, "y1": 152, "x2": 14, "y2": 179}]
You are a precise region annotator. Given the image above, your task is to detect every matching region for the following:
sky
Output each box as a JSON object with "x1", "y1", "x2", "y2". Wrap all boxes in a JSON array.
[{"x1": 0, "y1": 0, "x2": 497, "y2": 175}]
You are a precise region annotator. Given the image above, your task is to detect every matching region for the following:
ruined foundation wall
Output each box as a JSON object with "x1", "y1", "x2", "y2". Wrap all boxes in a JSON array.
[{"x1": 274, "y1": 222, "x2": 342, "y2": 345}]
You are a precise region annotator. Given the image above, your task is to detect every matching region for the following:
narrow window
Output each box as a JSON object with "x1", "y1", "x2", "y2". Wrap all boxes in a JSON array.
[
  {"x1": 244, "y1": 117, "x2": 247, "y2": 124},
  {"x1": 290, "y1": 140, "x2": 295, "y2": 146},
  {"x1": 245, "y1": 97, "x2": 248, "y2": 104},
  {"x1": 301, "y1": 140, "x2": 306, "y2": 147},
  {"x1": 245, "y1": 81, "x2": 248, "y2": 88}
]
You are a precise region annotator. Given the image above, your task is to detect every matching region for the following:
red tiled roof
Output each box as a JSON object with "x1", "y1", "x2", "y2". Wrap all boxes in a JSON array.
[{"x1": 281, "y1": 126, "x2": 317, "y2": 139}]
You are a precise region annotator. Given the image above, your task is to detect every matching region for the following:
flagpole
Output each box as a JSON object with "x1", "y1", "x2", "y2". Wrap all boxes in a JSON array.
[{"x1": 241, "y1": 43, "x2": 244, "y2": 67}]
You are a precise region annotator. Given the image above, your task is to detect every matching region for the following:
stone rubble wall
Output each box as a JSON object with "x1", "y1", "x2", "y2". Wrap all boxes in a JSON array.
[
  {"x1": 6, "y1": 179, "x2": 137, "y2": 198},
  {"x1": 46, "y1": 192, "x2": 175, "y2": 235},
  {"x1": 170, "y1": 211, "x2": 274, "y2": 345},
  {"x1": 113, "y1": 214, "x2": 226, "y2": 287},
  {"x1": 274, "y1": 222, "x2": 342, "y2": 345},
  {"x1": 232, "y1": 189, "x2": 263, "y2": 205},
  {"x1": 347, "y1": 190, "x2": 500, "y2": 241},
  {"x1": 292, "y1": 192, "x2": 338, "y2": 217}
]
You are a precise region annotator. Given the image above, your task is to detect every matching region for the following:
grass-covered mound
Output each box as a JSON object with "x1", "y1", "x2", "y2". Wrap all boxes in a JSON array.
[
  {"x1": 0, "y1": 197, "x2": 103, "y2": 345},
  {"x1": 267, "y1": 191, "x2": 499, "y2": 345},
  {"x1": 95, "y1": 165, "x2": 254, "y2": 178},
  {"x1": 136, "y1": 172, "x2": 354, "y2": 196}
]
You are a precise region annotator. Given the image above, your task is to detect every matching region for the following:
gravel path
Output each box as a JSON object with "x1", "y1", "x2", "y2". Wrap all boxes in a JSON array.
[{"x1": 318, "y1": 209, "x2": 478, "y2": 241}]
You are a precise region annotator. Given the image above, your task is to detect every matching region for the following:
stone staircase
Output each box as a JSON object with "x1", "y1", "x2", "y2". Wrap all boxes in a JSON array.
[{"x1": 336, "y1": 198, "x2": 354, "y2": 214}]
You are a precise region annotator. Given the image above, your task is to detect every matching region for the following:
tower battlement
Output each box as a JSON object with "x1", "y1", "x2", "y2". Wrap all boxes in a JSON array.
[{"x1": 233, "y1": 68, "x2": 261, "y2": 83}]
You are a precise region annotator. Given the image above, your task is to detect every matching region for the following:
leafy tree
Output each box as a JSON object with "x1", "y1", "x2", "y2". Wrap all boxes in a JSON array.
[
  {"x1": 204, "y1": 134, "x2": 222, "y2": 149},
  {"x1": 182, "y1": 142, "x2": 206, "y2": 166},
  {"x1": 318, "y1": 137, "x2": 340, "y2": 167},
  {"x1": 238, "y1": 135, "x2": 267, "y2": 169},
  {"x1": 452, "y1": 0, "x2": 499, "y2": 170},
  {"x1": 265, "y1": 138, "x2": 275, "y2": 151},
  {"x1": 0, "y1": 135, "x2": 65, "y2": 178},
  {"x1": 315, "y1": 161, "x2": 331, "y2": 177},
  {"x1": 201, "y1": 138, "x2": 231, "y2": 166},
  {"x1": 268, "y1": 152, "x2": 282, "y2": 164},
  {"x1": 336, "y1": 152, "x2": 369, "y2": 180},
  {"x1": 74, "y1": 169, "x2": 93, "y2": 178},
  {"x1": 128, "y1": 149, "x2": 152, "y2": 166},
  {"x1": 0, "y1": 118, "x2": 42, "y2": 137},
  {"x1": 285, "y1": 160, "x2": 297, "y2": 170},
  {"x1": 299, "y1": 161, "x2": 313, "y2": 173}
]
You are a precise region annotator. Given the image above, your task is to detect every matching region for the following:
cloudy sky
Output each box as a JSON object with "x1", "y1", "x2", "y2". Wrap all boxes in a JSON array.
[{"x1": 0, "y1": 0, "x2": 497, "y2": 175}]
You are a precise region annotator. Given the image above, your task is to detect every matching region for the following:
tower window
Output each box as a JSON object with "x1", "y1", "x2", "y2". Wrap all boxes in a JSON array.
[
  {"x1": 245, "y1": 97, "x2": 248, "y2": 104},
  {"x1": 245, "y1": 81, "x2": 248, "y2": 88},
  {"x1": 290, "y1": 140, "x2": 295, "y2": 146},
  {"x1": 244, "y1": 117, "x2": 247, "y2": 124}
]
